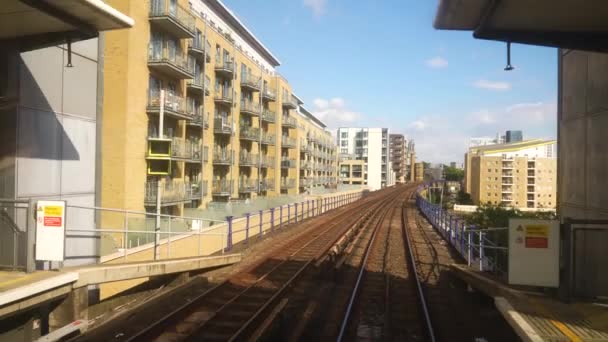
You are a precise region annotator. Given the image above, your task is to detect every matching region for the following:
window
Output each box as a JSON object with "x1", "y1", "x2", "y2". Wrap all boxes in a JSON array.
[
  {"x1": 341, "y1": 132, "x2": 348, "y2": 139},
  {"x1": 341, "y1": 140, "x2": 347, "y2": 147},
  {"x1": 340, "y1": 148, "x2": 347, "y2": 154},
  {"x1": 488, "y1": 169, "x2": 492, "y2": 172}
]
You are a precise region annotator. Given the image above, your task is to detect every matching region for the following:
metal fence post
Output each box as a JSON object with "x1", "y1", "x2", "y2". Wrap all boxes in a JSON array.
[
  {"x1": 280, "y1": 205, "x2": 283, "y2": 228},
  {"x1": 467, "y1": 229, "x2": 472, "y2": 266},
  {"x1": 259, "y1": 210, "x2": 263, "y2": 237},
  {"x1": 295, "y1": 203, "x2": 298, "y2": 224},
  {"x1": 226, "y1": 216, "x2": 233, "y2": 251},
  {"x1": 26, "y1": 199, "x2": 36, "y2": 273},
  {"x1": 312, "y1": 199, "x2": 315, "y2": 216},
  {"x1": 245, "y1": 213, "x2": 250, "y2": 244},
  {"x1": 287, "y1": 204, "x2": 291, "y2": 224},
  {"x1": 270, "y1": 208, "x2": 275, "y2": 233},
  {"x1": 479, "y1": 231, "x2": 485, "y2": 271},
  {"x1": 307, "y1": 200, "x2": 310, "y2": 219},
  {"x1": 123, "y1": 212, "x2": 129, "y2": 262}
]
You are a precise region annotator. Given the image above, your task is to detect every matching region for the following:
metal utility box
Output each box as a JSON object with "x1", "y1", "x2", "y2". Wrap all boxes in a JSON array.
[{"x1": 508, "y1": 219, "x2": 560, "y2": 287}]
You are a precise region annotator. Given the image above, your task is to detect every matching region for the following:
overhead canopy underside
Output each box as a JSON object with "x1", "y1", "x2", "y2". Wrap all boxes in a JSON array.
[
  {"x1": 434, "y1": 0, "x2": 608, "y2": 51},
  {"x1": 0, "y1": 0, "x2": 133, "y2": 50}
]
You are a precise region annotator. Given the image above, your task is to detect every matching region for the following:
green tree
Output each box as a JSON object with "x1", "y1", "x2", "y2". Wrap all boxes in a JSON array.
[
  {"x1": 443, "y1": 166, "x2": 464, "y2": 181},
  {"x1": 456, "y1": 190, "x2": 473, "y2": 205}
]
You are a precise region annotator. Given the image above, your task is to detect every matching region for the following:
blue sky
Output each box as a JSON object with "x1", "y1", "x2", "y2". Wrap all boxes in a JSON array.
[{"x1": 224, "y1": 0, "x2": 558, "y2": 163}]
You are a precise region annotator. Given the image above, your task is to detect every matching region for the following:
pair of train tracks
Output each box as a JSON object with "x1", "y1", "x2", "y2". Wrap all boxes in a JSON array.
[{"x1": 79, "y1": 187, "x2": 403, "y2": 342}]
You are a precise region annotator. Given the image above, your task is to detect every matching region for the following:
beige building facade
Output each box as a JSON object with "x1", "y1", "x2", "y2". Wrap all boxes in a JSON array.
[
  {"x1": 465, "y1": 140, "x2": 557, "y2": 209},
  {"x1": 101, "y1": 0, "x2": 337, "y2": 215},
  {"x1": 339, "y1": 159, "x2": 365, "y2": 185}
]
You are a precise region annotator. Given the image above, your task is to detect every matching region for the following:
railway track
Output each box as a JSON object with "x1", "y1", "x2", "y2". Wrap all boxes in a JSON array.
[{"x1": 109, "y1": 187, "x2": 403, "y2": 341}]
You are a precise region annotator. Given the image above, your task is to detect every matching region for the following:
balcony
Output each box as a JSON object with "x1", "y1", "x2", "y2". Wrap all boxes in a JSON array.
[
  {"x1": 261, "y1": 133, "x2": 276, "y2": 146},
  {"x1": 281, "y1": 136, "x2": 296, "y2": 148},
  {"x1": 260, "y1": 178, "x2": 274, "y2": 191},
  {"x1": 282, "y1": 115, "x2": 297, "y2": 128},
  {"x1": 187, "y1": 75, "x2": 210, "y2": 96},
  {"x1": 280, "y1": 178, "x2": 296, "y2": 189},
  {"x1": 214, "y1": 90, "x2": 234, "y2": 106},
  {"x1": 300, "y1": 178, "x2": 312, "y2": 187},
  {"x1": 240, "y1": 101, "x2": 260, "y2": 117},
  {"x1": 502, "y1": 162, "x2": 514, "y2": 169},
  {"x1": 282, "y1": 95, "x2": 298, "y2": 109},
  {"x1": 300, "y1": 161, "x2": 311, "y2": 170},
  {"x1": 260, "y1": 155, "x2": 275, "y2": 168},
  {"x1": 281, "y1": 158, "x2": 296, "y2": 169},
  {"x1": 528, "y1": 171, "x2": 536, "y2": 177},
  {"x1": 261, "y1": 109, "x2": 276, "y2": 123},
  {"x1": 187, "y1": 109, "x2": 208, "y2": 129},
  {"x1": 148, "y1": 46, "x2": 193, "y2": 79},
  {"x1": 171, "y1": 138, "x2": 205, "y2": 162},
  {"x1": 239, "y1": 125, "x2": 259, "y2": 142},
  {"x1": 214, "y1": 118, "x2": 232, "y2": 135},
  {"x1": 300, "y1": 141, "x2": 311, "y2": 154},
  {"x1": 147, "y1": 91, "x2": 192, "y2": 120},
  {"x1": 149, "y1": 0, "x2": 195, "y2": 38},
  {"x1": 262, "y1": 87, "x2": 276, "y2": 101},
  {"x1": 239, "y1": 152, "x2": 258, "y2": 167},
  {"x1": 188, "y1": 37, "x2": 210, "y2": 63},
  {"x1": 212, "y1": 149, "x2": 233, "y2": 165},
  {"x1": 144, "y1": 180, "x2": 197, "y2": 206},
  {"x1": 215, "y1": 60, "x2": 234, "y2": 77},
  {"x1": 241, "y1": 74, "x2": 261, "y2": 91},
  {"x1": 238, "y1": 179, "x2": 258, "y2": 193},
  {"x1": 502, "y1": 186, "x2": 513, "y2": 193},
  {"x1": 212, "y1": 179, "x2": 233, "y2": 196},
  {"x1": 527, "y1": 186, "x2": 535, "y2": 193},
  {"x1": 502, "y1": 172, "x2": 514, "y2": 177}
]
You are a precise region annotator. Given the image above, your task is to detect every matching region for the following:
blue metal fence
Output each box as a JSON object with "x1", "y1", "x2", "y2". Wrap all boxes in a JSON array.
[{"x1": 416, "y1": 185, "x2": 508, "y2": 274}]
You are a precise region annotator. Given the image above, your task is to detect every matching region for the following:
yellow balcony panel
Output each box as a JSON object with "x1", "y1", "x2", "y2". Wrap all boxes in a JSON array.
[{"x1": 149, "y1": 0, "x2": 195, "y2": 38}]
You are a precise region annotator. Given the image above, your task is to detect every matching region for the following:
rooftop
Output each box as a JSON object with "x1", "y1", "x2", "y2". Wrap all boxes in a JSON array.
[{"x1": 470, "y1": 139, "x2": 556, "y2": 155}]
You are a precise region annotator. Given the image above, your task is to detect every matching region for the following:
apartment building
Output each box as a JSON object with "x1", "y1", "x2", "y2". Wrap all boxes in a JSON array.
[
  {"x1": 389, "y1": 134, "x2": 407, "y2": 183},
  {"x1": 465, "y1": 139, "x2": 557, "y2": 209},
  {"x1": 339, "y1": 159, "x2": 365, "y2": 185},
  {"x1": 337, "y1": 128, "x2": 391, "y2": 190},
  {"x1": 101, "y1": 0, "x2": 337, "y2": 214}
]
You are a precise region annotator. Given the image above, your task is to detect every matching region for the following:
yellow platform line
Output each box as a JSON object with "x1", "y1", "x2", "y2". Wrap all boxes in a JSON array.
[{"x1": 530, "y1": 297, "x2": 582, "y2": 342}]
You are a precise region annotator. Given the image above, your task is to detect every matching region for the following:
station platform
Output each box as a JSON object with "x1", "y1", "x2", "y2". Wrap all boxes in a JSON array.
[
  {"x1": 0, "y1": 253, "x2": 241, "y2": 321},
  {"x1": 450, "y1": 264, "x2": 608, "y2": 341}
]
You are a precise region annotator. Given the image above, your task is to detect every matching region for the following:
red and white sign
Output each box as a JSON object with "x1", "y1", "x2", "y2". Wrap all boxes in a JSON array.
[{"x1": 35, "y1": 200, "x2": 66, "y2": 261}]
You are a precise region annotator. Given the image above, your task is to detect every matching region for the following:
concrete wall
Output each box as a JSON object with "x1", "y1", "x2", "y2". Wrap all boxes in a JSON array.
[
  {"x1": 559, "y1": 49, "x2": 608, "y2": 297},
  {"x1": 0, "y1": 39, "x2": 101, "y2": 267}
]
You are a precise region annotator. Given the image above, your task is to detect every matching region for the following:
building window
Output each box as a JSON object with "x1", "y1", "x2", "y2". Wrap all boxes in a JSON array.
[{"x1": 341, "y1": 132, "x2": 348, "y2": 138}]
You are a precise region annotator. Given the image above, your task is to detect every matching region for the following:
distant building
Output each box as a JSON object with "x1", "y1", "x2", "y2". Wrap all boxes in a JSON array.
[
  {"x1": 469, "y1": 136, "x2": 498, "y2": 147},
  {"x1": 337, "y1": 127, "x2": 391, "y2": 190},
  {"x1": 450, "y1": 162, "x2": 457, "y2": 168},
  {"x1": 415, "y1": 162, "x2": 425, "y2": 182},
  {"x1": 464, "y1": 139, "x2": 557, "y2": 209},
  {"x1": 506, "y1": 130, "x2": 523, "y2": 143},
  {"x1": 389, "y1": 134, "x2": 409, "y2": 184}
]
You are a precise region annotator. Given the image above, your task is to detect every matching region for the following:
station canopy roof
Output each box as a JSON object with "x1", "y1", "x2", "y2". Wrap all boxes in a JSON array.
[
  {"x1": 434, "y1": 0, "x2": 608, "y2": 51},
  {"x1": 0, "y1": 0, "x2": 133, "y2": 50}
]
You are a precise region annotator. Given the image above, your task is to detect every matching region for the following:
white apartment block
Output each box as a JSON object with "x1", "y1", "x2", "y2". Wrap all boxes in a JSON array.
[{"x1": 337, "y1": 128, "x2": 391, "y2": 190}]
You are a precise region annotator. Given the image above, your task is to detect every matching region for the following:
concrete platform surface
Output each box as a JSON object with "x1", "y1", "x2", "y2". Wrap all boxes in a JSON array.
[{"x1": 451, "y1": 264, "x2": 608, "y2": 342}]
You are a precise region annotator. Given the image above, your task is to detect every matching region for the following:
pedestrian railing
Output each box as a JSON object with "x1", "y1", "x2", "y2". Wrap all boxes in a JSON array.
[{"x1": 416, "y1": 185, "x2": 508, "y2": 275}]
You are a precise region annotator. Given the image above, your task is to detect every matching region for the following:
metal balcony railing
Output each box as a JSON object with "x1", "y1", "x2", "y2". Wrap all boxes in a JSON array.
[
  {"x1": 260, "y1": 155, "x2": 275, "y2": 168},
  {"x1": 282, "y1": 136, "x2": 296, "y2": 148},
  {"x1": 241, "y1": 73, "x2": 261, "y2": 90},
  {"x1": 171, "y1": 137, "x2": 202, "y2": 161},
  {"x1": 240, "y1": 100, "x2": 260, "y2": 116},
  {"x1": 148, "y1": 45, "x2": 193, "y2": 78},
  {"x1": 144, "y1": 179, "x2": 197, "y2": 205},
  {"x1": 188, "y1": 36, "x2": 211, "y2": 61},
  {"x1": 239, "y1": 152, "x2": 258, "y2": 166},
  {"x1": 214, "y1": 90, "x2": 234, "y2": 104},
  {"x1": 262, "y1": 87, "x2": 276, "y2": 101},
  {"x1": 282, "y1": 95, "x2": 298, "y2": 109},
  {"x1": 260, "y1": 178, "x2": 274, "y2": 191},
  {"x1": 212, "y1": 149, "x2": 233, "y2": 165},
  {"x1": 281, "y1": 158, "x2": 296, "y2": 168},
  {"x1": 212, "y1": 179, "x2": 233, "y2": 195},
  {"x1": 215, "y1": 59, "x2": 234, "y2": 74},
  {"x1": 238, "y1": 179, "x2": 258, "y2": 193},
  {"x1": 149, "y1": 0, "x2": 195, "y2": 37},
  {"x1": 282, "y1": 115, "x2": 297, "y2": 128},
  {"x1": 214, "y1": 118, "x2": 232, "y2": 135},
  {"x1": 280, "y1": 178, "x2": 296, "y2": 189},
  {"x1": 239, "y1": 126, "x2": 260, "y2": 141},
  {"x1": 261, "y1": 133, "x2": 275, "y2": 145},
  {"x1": 261, "y1": 109, "x2": 276, "y2": 123},
  {"x1": 147, "y1": 91, "x2": 191, "y2": 119}
]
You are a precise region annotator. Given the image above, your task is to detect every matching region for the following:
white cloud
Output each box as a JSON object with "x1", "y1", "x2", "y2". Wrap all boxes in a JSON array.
[
  {"x1": 303, "y1": 0, "x2": 327, "y2": 17},
  {"x1": 398, "y1": 101, "x2": 556, "y2": 164},
  {"x1": 425, "y1": 56, "x2": 448, "y2": 69},
  {"x1": 473, "y1": 79, "x2": 511, "y2": 91},
  {"x1": 310, "y1": 97, "x2": 361, "y2": 128}
]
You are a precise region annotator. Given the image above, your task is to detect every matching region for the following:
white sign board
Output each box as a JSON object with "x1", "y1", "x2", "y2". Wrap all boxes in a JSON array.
[
  {"x1": 508, "y1": 219, "x2": 560, "y2": 287},
  {"x1": 35, "y1": 200, "x2": 66, "y2": 261}
]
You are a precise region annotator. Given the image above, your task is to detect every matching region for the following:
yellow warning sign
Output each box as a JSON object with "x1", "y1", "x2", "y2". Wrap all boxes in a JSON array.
[
  {"x1": 525, "y1": 225, "x2": 549, "y2": 237},
  {"x1": 44, "y1": 206, "x2": 63, "y2": 217}
]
